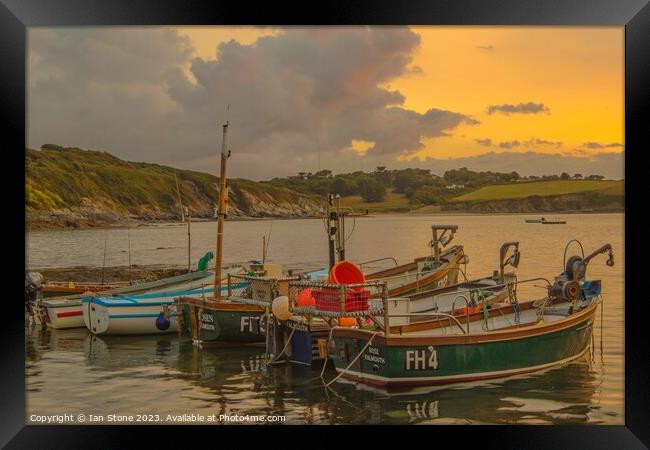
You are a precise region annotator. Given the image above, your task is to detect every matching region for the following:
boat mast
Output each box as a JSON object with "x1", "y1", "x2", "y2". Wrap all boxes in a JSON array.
[
  {"x1": 327, "y1": 194, "x2": 338, "y2": 269},
  {"x1": 213, "y1": 116, "x2": 230, "y2": 300},
  {"x1": 186, "y1": 208, "x2": 191, "y2": 273},
  {"x1": 336, "y1": 194, "x2": 345, "y2": 261},
  {"x1": 174, "y1": 171, "x2": 185, "y2": 222}
]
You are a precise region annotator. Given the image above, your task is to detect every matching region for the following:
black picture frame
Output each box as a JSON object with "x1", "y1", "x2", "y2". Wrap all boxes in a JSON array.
[{"x1": 2, "y1": 0, "x2": 648, "y2": 447}]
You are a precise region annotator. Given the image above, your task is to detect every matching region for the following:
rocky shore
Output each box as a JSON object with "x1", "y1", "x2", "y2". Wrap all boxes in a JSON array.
[{"x1": 31, "y1": 265, "x2": 195, "y2": 283}]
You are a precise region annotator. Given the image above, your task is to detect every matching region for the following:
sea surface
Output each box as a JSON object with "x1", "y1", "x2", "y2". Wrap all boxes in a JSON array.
[{"x1": 25, "y1": 213, "x2": 624, "y2": 424}]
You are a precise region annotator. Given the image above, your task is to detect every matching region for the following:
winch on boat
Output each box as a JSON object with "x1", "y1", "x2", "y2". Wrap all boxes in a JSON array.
[{"x1": 548, "y1": 240, "x2": 614, "y2": 304}]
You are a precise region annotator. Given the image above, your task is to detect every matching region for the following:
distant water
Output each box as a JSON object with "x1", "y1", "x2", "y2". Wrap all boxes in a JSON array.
[{"x1": 26, "y1": 213, "x2": 624, "y2": 424}]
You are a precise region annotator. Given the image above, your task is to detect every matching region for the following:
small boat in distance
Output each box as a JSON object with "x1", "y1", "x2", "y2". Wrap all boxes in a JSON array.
[{"x1": 525, "y1": 217, "x2": 566, "y2": 225}]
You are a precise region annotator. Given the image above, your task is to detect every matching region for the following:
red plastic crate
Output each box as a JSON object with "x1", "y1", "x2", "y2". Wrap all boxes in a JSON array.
[{"x1": 313, "y1": 287, "x2": 370, "y2": 312}]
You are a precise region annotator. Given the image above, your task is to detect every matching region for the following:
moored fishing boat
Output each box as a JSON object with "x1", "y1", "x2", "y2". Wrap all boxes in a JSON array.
[
  {"x1": 327, "y1": 240, "x2": 614, "y2": 389},
  {"x1": 365, "y1": 225, "x2": 465, "y2": 296},
  {"x1": 82, "y1": 265, "x2": 247, "y2": 335},
  {"x1": 265, "y1": 241, "x2": 520, "y2": 367},
  {"x1": 525, "y1": 217, "x2": 567, "y2": 225},
  {"x1": 385, "y1": 241, "x2": 521, "y2": 320},
  {"x1": 175, "y1": 118, "x2": 283, "y2": 344},
  {"x1": 39, "y1": 269, "x2": 217, "y2": 330}
]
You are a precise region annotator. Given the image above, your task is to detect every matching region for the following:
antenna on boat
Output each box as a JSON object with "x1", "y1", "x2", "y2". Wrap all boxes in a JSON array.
[{"x1": 213, "y1": 105, "x2": 231, "y2": 300}]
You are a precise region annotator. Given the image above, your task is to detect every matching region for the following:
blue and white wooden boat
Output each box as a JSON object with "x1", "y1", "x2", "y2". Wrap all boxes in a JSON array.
[
  {"x1": 40, "y1": 270, "x2": 217, "y2": 330},
  {"x1": 82, "y1": 268, "x2": 245, "y2": 335}
]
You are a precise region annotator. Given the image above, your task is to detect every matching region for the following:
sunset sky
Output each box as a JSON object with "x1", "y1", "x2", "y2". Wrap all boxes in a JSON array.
[{"x1": 28, "y1": 26, "x2": 624, "y2": 179}]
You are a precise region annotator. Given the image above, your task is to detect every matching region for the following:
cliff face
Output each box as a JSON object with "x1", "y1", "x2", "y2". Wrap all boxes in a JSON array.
[{"x1": 26, "y1": 145, "x2": 322, "y2": 229}]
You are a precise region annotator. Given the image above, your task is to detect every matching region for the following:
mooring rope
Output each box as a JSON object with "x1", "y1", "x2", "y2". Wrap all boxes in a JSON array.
[
  {"x1": 320, "y1": 331, "x2": 380, "y2": 388},
  {"x1": 269, "y1": 326, "x2": 297, "y2": 364}
]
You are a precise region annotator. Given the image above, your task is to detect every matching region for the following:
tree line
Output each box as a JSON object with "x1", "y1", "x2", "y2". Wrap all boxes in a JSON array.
[{"x1": 265, "y1": 167, "x2": 606, "y2": 204}]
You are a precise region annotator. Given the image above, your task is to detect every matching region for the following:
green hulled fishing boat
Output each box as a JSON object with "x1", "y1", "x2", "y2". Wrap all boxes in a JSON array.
[
  {"x1": 176, "y1": 297, "x2": 267, "y2": 344},
  {"x1": 324, "y1": 240, "x2": 614, "y2": 389},
  {"x1": 174, "y1": 119, "x2": 292, "y2": 345}
]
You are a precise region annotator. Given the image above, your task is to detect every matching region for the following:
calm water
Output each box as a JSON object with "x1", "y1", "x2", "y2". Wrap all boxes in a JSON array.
[{"x1": 26, "y1": 214, "x2": 624, "y2": 424}]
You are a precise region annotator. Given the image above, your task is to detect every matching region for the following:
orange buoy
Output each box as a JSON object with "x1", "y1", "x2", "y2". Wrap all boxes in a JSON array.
[
  {"x1": 338, "y1": 317, "x2": 357, "y2": 327},
  {"x1": 296, "y1": 288, "x2": 316, "y2": 307}
]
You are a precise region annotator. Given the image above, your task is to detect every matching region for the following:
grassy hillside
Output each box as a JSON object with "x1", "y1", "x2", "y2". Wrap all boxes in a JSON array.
[
  {"x1": 451, "y1": 180, "x2": 624, "y2": 203},
  {"x1": 26, "y1": 145, "x2": 321, "y2": 226},
  {"x1": 339, "y1": 191, "x2": 411, "y2": 212}
]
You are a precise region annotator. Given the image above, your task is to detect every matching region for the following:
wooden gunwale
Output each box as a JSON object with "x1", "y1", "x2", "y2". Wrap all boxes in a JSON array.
[
  {"x1": 175, "y1": 296, "x2": 264, "y2": 312},
  {"x1": 392, "y1": 293, "x2": 531, "y2": 333},
  {"x1": 366, "y1": 246, "x2": 462, "y2": 279},
  {"x1": 334, "y1": 298, "x2": 597, "y2": 346},
  {"x1": 406, "y1": 280, "x2": 502, "y2": 301}
]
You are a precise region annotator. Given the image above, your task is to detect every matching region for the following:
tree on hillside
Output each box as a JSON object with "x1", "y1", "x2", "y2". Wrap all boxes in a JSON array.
[
  {"x1": 586, "y1": 174, "x2": 605, "y2": 180},
  {"x1": 574, "y1": 173, "x2": 583, "y2": 179},
  {"x1": 411, "y1": 185, "x2": 445, "y2": 205},
  {"x1": 330, "y1": 177, "x2": 357, "y2": 196},
  {"x1": 373, "y1": 166, "x2": 392, "y2": 186},
  {"x1": 357, "y1": 177, "x2": 386, "y2": 202},
  {"x1": 560, "y1": 172, "x2": 571, "y2": 180},
  {"x1": 314, "y1": 169, "x2": 332, "y2": 178},
  {"x1": 393, "y1": 168, "x2": 436, "y2": 195}
]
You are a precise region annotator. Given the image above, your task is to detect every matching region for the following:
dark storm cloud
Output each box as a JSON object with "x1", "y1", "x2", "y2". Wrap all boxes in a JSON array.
[
  {"x1": 475, "y1": 138, "x2": 492, "y2": 146},
  {"x1": 486, "y1": 102, "x2": 550, "y2": 115},
  {"x1": 525, "y1": 138, "x2": 562, "y2": 147},
  {"x1": 406, "y1": 151, "x2": 623, "y2": 180},
  {"x1": 28, "y1": 27, "x2": 478, "y2": 179},
  {"x1": 579, "y1": 141, "x2": 624, "y2": 149},
  {"x1": 476, "y1": 137, "x2": 562, "y2": 149},
  {"x1": 498, "y1": 140, "x2": 520, "y2": 149}
]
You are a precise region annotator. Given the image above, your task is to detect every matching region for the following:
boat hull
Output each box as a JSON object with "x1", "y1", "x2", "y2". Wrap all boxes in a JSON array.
[
  {"x1": 177, "y1": 301, "x2": 265, "y2": 344},
  {"x1": 83, "y1": 299, "x2": 178, "y2": 335},
  {"x1": 37, "y1": 270, "x2": 218, "y2": 330},
  {"x1": 330, "y1": 303, "x2": 597, "y2": 389},
  {"x1": 42, "y1": 300, "x2": 84, "y2": 329}
]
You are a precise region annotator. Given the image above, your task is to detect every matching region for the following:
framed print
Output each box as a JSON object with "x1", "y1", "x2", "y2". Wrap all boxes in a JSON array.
[{"x1": 2, "y1": 0, "x2": 648, "y2": 447}]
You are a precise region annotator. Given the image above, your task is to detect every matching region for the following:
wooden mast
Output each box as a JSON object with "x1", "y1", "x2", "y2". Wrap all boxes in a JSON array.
[
  {"x1": 213, "y1": 119, "x2": 230, "y2": 301},
  {"x1": 174, "y1": 171, "x2": 185, "y2": 222}
]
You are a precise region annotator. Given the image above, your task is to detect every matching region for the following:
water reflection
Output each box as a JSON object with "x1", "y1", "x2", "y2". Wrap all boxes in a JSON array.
[
  {"x1": 26, "y1": 214, "x2": 623, "y2": 424},
  {"x1": 26, "y1": 321, "x2": 611, "y2": 425}
]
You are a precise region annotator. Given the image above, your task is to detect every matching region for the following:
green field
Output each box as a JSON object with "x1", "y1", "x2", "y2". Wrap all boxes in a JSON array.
[
  {"x1": 452, "y1": 180, "x2": 624, "y2": 203},
  {"x1": 339, "y1": 191, "x2": 411, "y2": 212}
]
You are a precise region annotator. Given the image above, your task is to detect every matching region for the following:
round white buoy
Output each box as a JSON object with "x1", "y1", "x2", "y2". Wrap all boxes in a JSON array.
[{"x1": 271, "y1": 296, "x2": 292, "y2": 321}]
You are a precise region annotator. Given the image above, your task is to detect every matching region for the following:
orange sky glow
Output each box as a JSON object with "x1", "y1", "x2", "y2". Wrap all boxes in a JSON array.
[{"x1": 177, "y1": 26, "x2": 624, "y2": 161}]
